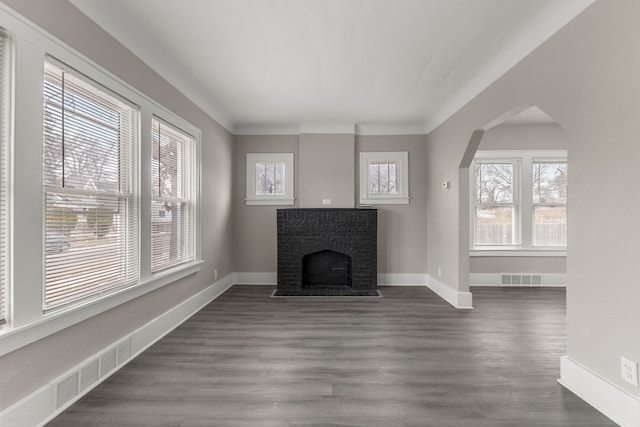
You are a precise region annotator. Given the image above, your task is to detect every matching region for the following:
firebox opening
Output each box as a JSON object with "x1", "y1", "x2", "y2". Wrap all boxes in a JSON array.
[{"x1": 302, "y1": 250, "x2": 352, "y2": 288}]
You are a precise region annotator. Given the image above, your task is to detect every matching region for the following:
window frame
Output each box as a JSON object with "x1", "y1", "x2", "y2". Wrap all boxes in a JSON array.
[
  {"x1": 470, "y1": 150, "x2": 567, "y2": 255},
  {"x1": 359, "y1": 151, "x2": 409, "y2": 205},
  {"x1": 151, "y1": 116, "x2": 196, "y2": 273},
  {"x1": 245, "y1": 152, "x2": 294, "y2": 206},
  {"x1": 0, "y1": 30, "x2": 11, "y2": 326},
  {"x1": 0, "y1": 4, "x2": 202, "y2": 353}
]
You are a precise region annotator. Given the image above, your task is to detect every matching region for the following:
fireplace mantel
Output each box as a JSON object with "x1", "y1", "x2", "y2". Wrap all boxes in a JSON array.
[{"x1": 275, "y1": 208, "x2": 378, "y2": 296}]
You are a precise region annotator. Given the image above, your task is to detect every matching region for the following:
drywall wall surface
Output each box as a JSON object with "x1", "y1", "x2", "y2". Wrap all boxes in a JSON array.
[
  {"x1": 479, "y1": 123, "x2": 567, "y2": 150},
  {"x1": 232, "y1": 134, "x2": 299, "y2": 273},
  {"x1": 426, "y1": 0, "x2": 640, "y2": 395},
  {"x1": 0, "y1": 0, "x2": 233, "y2": 410},
  {"x1": 299, "y1": 134, "x2": 355, "y2": 208},
  {"x1": 470, "y1": 257, "x2": 566, "y2": 275},
  {"x1": 356, "y1": 134, "x2": 428, "y2": 274}
]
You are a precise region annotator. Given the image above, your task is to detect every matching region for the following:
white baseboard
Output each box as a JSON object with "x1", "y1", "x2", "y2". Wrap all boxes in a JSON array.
[
  {"x1": 0, "y1": 274, "x2": 234, "y2": 427},
  {"x1": 469, "y1": 273, "x2": 566, "y2": 287},
  {"x1": 559, "y1": 355, "x2": 639, "y2": 427},
  {"x1": 426, "y1": 275, "x2": 473, "y2": 309}
]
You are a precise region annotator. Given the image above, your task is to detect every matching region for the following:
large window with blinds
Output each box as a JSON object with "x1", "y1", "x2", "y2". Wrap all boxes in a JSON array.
[
  {"x1": 0, "y1": 32, "x2": 10, "y2": 325},
  {"x1": 151, "y1": 118, "x2": 195, "y2": 272},
  {"x1": 43, "y1": 60, "x2": 139, "y2": 311}
]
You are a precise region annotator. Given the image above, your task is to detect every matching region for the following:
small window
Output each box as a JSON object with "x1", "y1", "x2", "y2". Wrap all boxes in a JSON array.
[
  {"x1": 0, "y1": 32, "x2": 10, "y2": 325},
  {"x1": 151, "y1": 118, "x2": 196, "y2": 272},
  {"x1": 42, "y1": 60, "x2": 139, "y2": 311},
  {"x1": 533, "y1": 161, "x2": 567, "y2": 246},
  {"x1": 245, "y1": 153, "x2": 294, "y2": 205},
  {"x1": 359, "y1": 151, "x2": 409, "y2": 205}
]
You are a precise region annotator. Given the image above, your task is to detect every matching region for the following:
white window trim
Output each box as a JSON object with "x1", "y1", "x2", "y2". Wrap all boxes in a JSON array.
[
  {"x1": 359, "y1": 151, "x2": 409, "y2": 205},
  {"x1": 245, "y1": 152, "x2": 294, "y2": 206},
  {"x1": 470, "y1": 150, "x2": 567, "y2": 254},
  {"x1": 0, "y1": 4, "x2": 202, "y2": 354}
]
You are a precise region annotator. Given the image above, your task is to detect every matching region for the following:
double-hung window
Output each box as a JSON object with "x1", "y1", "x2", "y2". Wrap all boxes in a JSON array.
[
  {"x1": 43, "y1": 60, "x2": 139, "y2": 311},
  {"x1": 151, "y1": 118, "x2": 195, "y2": 272},
  {"x1": 0, "y1": 31, "x2": 10, "y2": 325},
  {"x1": 471, "y1": 150, "x2": 567, "y2": 252}
]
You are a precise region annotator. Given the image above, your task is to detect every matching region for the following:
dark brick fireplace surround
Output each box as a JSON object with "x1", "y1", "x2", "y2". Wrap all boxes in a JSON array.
[{"x1": 275, "y1": 208, "x2": 378, "y2": 296}]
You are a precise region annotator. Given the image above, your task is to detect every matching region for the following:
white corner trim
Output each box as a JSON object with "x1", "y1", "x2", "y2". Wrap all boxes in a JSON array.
[
  {"x1": 233, "y1": 272, "x2": 277, "y2": 285},
  {"x1": 377, "y1": 273, "x2": 427, "y2": 286},
  {"x1": 426, "y1": 275, "x2": 473, "y2": 309},
  {"x1": 559, "y1": 355, "x2": 639, "y2": 427},
  {"x1": 0, "y1": 275, "x2": 234, "y2": 427}
]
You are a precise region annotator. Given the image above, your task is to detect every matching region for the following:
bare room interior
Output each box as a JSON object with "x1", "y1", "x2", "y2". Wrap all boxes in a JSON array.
[{"x1": 0, "y1": 0, "x2": 638, "y2": 426}]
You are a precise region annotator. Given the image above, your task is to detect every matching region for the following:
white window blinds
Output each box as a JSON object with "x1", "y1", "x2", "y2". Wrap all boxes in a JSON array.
[
  {"x1": 43, "y1": 60, "x2": 139, "y2": 311},
  {"x1": 0, "y1": 32, "x2": 10, "y2": 325},
  {"x1": 151, "y1": 118, "x2": 195, "y2": 272}
]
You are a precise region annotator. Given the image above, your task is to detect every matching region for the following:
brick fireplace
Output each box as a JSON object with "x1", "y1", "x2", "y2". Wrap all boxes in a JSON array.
[{"x1": 275, "y1": 208, "x2": 378, "y2": 296}]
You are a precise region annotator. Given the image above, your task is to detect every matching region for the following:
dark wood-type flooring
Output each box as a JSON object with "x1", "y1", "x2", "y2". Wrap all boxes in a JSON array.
[{"x1": 48, "y1": 286, "x2": 614, "y2": 426}]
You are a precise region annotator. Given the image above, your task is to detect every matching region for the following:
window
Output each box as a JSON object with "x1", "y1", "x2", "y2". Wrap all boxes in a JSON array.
[
  {"x1": 533, "y1": 161, "x2": 567, "y2": 246},
  {"x1": 245, "y1": 153, "x2": 294, "y2": 205},
  {"x1": 0, "y1": 32, "x2": 10, "y2": 325},
  {"x1": 359, "y1": 151, "x2": 409, "y2": 205},
  {"x1": 474, "y1": 161, "x2": 518, "y2": 246},
  {"x1": 43, "y1": 60, "x2": 139, "y2": 311},
  {"x1": 151, "y1": 118, "x2": 195, "y2": 272},
  {"x1": 471, "y1": 150, "x2": 567, "y2": 252}
]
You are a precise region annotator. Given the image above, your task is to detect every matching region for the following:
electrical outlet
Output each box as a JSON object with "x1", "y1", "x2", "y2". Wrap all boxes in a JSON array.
[
  {"x1": 437, "y1": 267, "x2": 442, "y2": 278},
  {"x1": 322, "y1": 199, "x2": 331, "y2": 205},
  {"x1": 213, "y1": 269, "x2": 218, "y2": 281},
  {"x1": 621, "y1": 356, "x2": 638, "y2": 387}
]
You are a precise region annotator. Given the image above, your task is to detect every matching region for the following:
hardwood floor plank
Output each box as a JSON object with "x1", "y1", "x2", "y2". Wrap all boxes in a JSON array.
[{"x1": 47, "y1": 286, "x2": 615, "y2": 426}]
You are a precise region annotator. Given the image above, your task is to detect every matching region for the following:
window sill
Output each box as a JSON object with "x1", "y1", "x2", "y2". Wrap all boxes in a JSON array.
[
  {"x1": 359, "y1": 197, "x2": 410, "y2": 205},
  {"x1": 245, "y1": 198, "x2": 295, "y2": 206},
  {"x1": 470, "y1": 249, "x2": 566, "y2": 257},
  {"x1": 0, "y1": 260, "x2": 203, "y2": 357}
]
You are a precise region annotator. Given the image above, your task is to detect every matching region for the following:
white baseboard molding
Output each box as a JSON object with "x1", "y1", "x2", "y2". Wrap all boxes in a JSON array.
[
  {"x1": 469, "y1": 273, "x2": 566, "y2": 287},
  {"x1": 559, "y1": 355, "x2": 639, "y2": 427},
  {"x1": 426, "y1": 275, "x2": 473, "y2": 309},
  {"x1": 0, "y1": 274, "x2": 234, "y2": 427}
]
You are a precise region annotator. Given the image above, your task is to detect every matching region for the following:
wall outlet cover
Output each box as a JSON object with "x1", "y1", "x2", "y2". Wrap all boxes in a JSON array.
[{"x1": 621, "y1": 356, "x2": 639, "y2": 387}]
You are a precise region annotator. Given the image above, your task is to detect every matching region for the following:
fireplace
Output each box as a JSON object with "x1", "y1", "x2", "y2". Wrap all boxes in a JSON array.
[{"x1": 275, "y1": 208, "x2": 378, "y2": 296}]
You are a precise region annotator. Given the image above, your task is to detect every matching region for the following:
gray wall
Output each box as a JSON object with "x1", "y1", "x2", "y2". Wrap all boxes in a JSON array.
[
  {"x1": 232, "y1": 133, "x2": 428, "y2": 275},
  {"x1": 427, "y1": 0, "x2": 640, "y2": 395},
  {"x1": 0, "y1": 0, "x2": 234, "y2": 411}
]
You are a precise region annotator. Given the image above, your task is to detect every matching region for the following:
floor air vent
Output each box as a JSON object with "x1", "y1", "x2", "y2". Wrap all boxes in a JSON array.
[{"x1": 501, "y1": 274, "x2": 543, "y2": 286}]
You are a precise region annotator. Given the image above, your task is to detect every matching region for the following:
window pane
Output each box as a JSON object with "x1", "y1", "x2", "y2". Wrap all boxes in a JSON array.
[
  {"x1": 151, "y1": 200, "x2": 193, "y2": 271},
  {"x1": 533, "y1": 162, "x2": 567, "y2": 203},
  {"x1": 369, "y1": 161, "x2": 398, "y2": 195},
  {"x1": 255, "y1": 162, "x2": 285, "y2": 196},
  {"x1": 534, "y1": 206, "x2": 567, "y2": 246},
  {"x1": 475, "y1": 163, "x2": 513, "y2": 204},
  {"x1": 475, "y1": 206, "x2": 514, "y2": 245}
]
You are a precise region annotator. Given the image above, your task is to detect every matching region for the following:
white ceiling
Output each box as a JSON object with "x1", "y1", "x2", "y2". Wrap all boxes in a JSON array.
[{"x1": 69, "y1": 0, "x2": 593, "y2": 135}]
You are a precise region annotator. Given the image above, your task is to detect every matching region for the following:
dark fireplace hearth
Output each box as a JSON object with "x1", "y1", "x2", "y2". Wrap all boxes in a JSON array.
[{"x1": 275, "y1": 208, "x2": 378, "y2": 297}]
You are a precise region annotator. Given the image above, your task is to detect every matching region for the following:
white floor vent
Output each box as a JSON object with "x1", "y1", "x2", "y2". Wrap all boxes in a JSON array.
[{"x1": 501, "y1": 274, "x2": 543, "y2": 286}]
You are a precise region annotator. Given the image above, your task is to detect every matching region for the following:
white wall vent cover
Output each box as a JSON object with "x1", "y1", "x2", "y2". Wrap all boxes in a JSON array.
[{"x1": 501, "y1": 274, "x2": 543, "y2": 286}]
